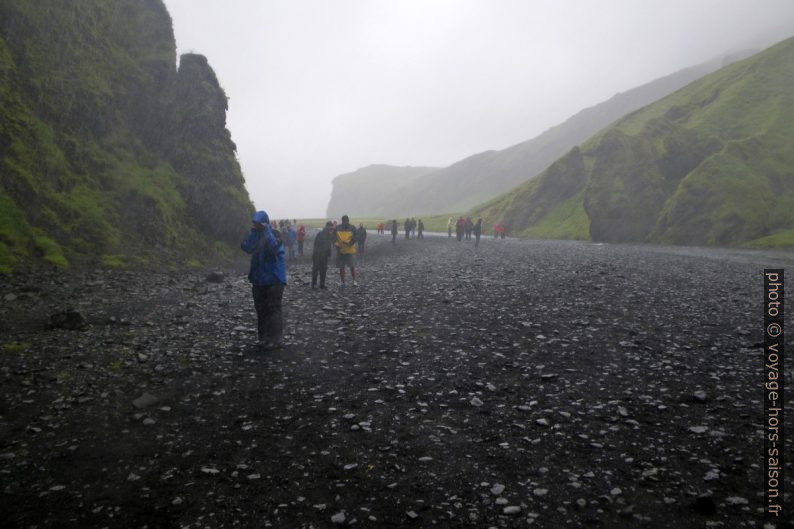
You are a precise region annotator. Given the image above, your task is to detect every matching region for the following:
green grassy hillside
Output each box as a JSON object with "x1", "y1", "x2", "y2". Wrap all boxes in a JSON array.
[
  {"x1": 473, "y1": 37, "x2": 794, "y2": 248},
  {"x1": 0, "y1": 0, "x2": 253, "y2": 272},
  {"x1": 327, "y1": 51, "x2": 755, "y2": 218}
]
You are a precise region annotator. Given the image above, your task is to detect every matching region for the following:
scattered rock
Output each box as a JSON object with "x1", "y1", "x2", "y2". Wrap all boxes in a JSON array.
[
  {"x1": 206, "y1": 271, "x2": 226, "y2": 283},
  {"x1": 48, "y1": 309, "x2": 88, "y2": 330},
  {"x1": 692, "y1": 495, "x2": 716, "y2": 515},
  {"x1": 132, "y1": 393, "x2": 160, "y2": 409},
  {"x1": 0, "y1": 237, "x2": 769, "y2": 527}
]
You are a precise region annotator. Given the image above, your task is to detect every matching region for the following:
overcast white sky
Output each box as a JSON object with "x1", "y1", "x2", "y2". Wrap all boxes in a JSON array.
[{"x1": 162, "y1": 0, "x2": 794, "y2": 218}]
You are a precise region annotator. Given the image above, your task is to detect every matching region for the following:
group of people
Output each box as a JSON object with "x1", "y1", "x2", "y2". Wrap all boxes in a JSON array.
[
  {"x1": 448, "y1": 216, "x2": 484, "y2": 246},
  {"x1": 402, "y1": 218, "x2": 424, "y2": 239},
  {"x1": 241, "y1": 212, "x2": 365, "y2": 349},
  {"x1": 242, "y1": 211, "x2": 508, "y2": 349},
  {"x1": 270, "y1": 219, "x2": 307, "y2": 259},
  {"x1": 309, "y1": 215, "x2": 367, "y2": 290},
  {"x1": 374, "y1": 219, "x2": 422, "y2": 244}
]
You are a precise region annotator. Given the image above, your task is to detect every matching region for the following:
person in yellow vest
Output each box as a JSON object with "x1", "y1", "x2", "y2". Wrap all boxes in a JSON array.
[{"x1": 335, "y1": 214, "x2": 358, "y2": 286}]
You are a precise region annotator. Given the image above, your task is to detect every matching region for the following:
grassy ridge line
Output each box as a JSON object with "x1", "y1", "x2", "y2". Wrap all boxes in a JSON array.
[
  {"x1": 470, "y1": 36, "x2": 794, "y2": 248},
  {"x1": 326, "y1": 50, "x2": 750, "y2": 219}
]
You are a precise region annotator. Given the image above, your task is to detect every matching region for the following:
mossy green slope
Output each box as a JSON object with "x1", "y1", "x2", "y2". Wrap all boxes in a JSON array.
[
  {"x1": 0, "y1": 0, "x2": 253, "y2": 272},
  {"x1": 473, "y1": 37, "x2": 794, "y2": 247},
  {"x1": 328, "y1": 51, "x2": 752, "y2": 219}
]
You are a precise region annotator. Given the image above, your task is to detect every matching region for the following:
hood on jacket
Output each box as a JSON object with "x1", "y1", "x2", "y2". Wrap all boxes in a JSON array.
[{"x1": 252, "y1": 210, "x2": 269, "y2": 224}]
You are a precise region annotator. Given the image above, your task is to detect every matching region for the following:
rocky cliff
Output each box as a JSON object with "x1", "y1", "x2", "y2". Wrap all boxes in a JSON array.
[{"x1": 0, "y1": 0, "x2": 253, "y2": 272}]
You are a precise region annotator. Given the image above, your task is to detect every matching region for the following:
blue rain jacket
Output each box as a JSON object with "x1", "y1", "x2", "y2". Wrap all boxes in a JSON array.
[
  {"x1": 241, "y1": 227, "x2": 287, "y2": 286},
  {"x1": 286, "y1": 226, "x2": 297, "y2": 245}
]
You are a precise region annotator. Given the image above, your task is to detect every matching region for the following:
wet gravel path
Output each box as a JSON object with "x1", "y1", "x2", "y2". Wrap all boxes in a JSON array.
[{"x1": 0, "y1": 235, "x2": 792, "y2": 528}]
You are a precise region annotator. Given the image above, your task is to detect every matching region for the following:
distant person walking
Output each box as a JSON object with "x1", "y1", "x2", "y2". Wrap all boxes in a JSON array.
[
  {"x1": 473, "y1": 218, "x2": 482, "y2": 247},
  {"x1": 390, "y1": 219, "x2": 398, "y2": 244},
  {"x1": 311, "y1": 221, "x2": 334, "y2": 289},
  {"x1": 241, "y1": 210, "x2": 287, "y2": 349},
  {"x1": 447, "y1": 217, "x2": 453, "y2": 238},
  {"x1": 357, "y1": 223, "x2": 367, "y2": 254},
  {"x1": 297, "y1": 225, "x2": 306, "y2": 256},
  {"x1": 404, "y1": 218, "x2": 411, "y2": 240},
  {"x1": 417, "y1": 219, "x2": 424, "y2": 239},
  {"x1": 456, "y1": 216, "x2": 465, "y2": 241},
  {"x1": 285, "y1": 224, "x2": 297, "y2": 259},
  {"x1": 335, "y1": 215, "x2": 358, "y2": 286}
]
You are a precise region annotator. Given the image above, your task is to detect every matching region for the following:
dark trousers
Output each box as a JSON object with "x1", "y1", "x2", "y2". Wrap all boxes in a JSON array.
[
  {"x1": 312, "y1": 255, "x2": 329, "y2": 287},
  {"x1": 298, "y1": 241, "x2": 304, "y2": 255},
  {"x1": 252, "y1": 284, "x2": 284, "y2": 342}
]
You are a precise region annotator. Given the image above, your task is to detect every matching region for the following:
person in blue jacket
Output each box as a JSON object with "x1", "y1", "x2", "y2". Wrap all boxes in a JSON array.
[
  {"x1": 241, "y1": 210, "x2": 287, "y2": 349},
  {"x1": 285, "y1": 224, "x2": 297, "y2": 259}
]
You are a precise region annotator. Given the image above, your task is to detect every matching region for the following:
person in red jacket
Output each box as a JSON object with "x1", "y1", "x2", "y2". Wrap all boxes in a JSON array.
[
  {"x1": 456, "y1": 216, "x2": 465, "y2": 241},
  {"x1": 297, "y1": 225, "x2": 306, "y2": 256}
]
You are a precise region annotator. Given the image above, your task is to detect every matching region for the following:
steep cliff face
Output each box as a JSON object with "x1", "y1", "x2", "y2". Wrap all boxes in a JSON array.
[
  {"x1": 0, "y1": 0, "x2": 253, "y2": 272},
  {"x1": 166, "y1": 54, "x2": 251, "y2": 244},
  {"x1": 326, "y1": 165, "x2": 440, "y2": 218},
  {"x1": 473, "y1": 37, "x2": 794, "y2": 248}
]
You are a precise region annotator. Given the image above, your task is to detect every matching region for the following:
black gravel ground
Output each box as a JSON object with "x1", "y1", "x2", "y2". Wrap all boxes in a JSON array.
[{"x1": 1, "y1": 233, "x2": 792, "y2": 529}]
